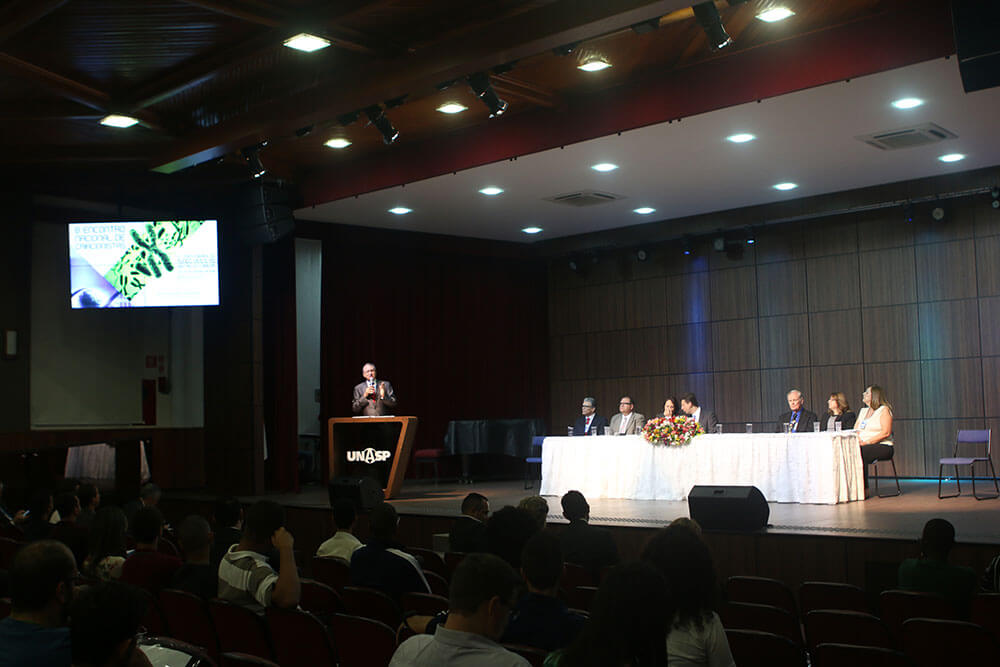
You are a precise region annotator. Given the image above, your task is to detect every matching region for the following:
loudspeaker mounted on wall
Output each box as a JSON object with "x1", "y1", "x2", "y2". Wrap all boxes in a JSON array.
[{"x1": 687, "y1": 485, "x2": 770, "y2": 532}]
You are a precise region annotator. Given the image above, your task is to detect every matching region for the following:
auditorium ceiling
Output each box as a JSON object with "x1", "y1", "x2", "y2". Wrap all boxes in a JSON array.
[{"x1": 2, "y1": 0, "x2": 996, "y2": 241}]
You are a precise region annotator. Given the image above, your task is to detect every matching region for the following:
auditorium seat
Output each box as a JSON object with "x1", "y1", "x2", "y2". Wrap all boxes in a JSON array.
[
  {"x1": 400, "y1": 591, "x2": 449, "y2": 616},
  {"x1": 804, "y1": 610, "x2": 893, "y2": 651},
  {"x1": 423, "y1": 569, "x2": 449, "y2": 596},
  {"x1": 562, "y1": 561, "x2": 596, "y2": 590},
  {"x1": 311, "y1": 555, "x2": 351, "y2": 591},
  {"x1": 208, "y1": 599, "x2": 274, "y2": 661},
  {"x1": 726, "y1": 576, "x2": 799, "y2": 618},
  {"x1": 299, "y1": 578, "x2": 345, "y2": 618},
  {"x1": 221, "y1": 652, "x2": 279, "y2": 667},
  {"x1": 725, "y1": 629, "x2": 806, "y2": 667},
  {"x1": 504, "y1": 643, "x2": 548, "y2": 667},
  {"x1": 720, "y1": 601, "x2": 802, "y2": 645},
  {"x1": 564, "y1": 585, "x2": 598, "y2": 612},
  {"x1": 341, "y1": 586, "x2": 402, "y2": 628},
  {"x1": 900, "y1": 618, "x2": 1000, "y2": 667},
  {"x1": 139, "y1": 636, "x2": 215, "y2": 667},
  {"x1": 158, "y1": 588, "x2": 220, "y2": 662},
  {"x1": 878, "y1": 590, "x2": 957, "y2": 640},
  {"x1": 0, "y1": 537, "x2": 21, "y2": 569},
  {"x1": 407, "y1": 546, "x2": 448, "y2": 580},
  {"x1": 812, "y1": 643, "x2": 915, "y2": 667},
  {"x1": 328, "y1": 613, "x2": 396, "y2": 667},
  {"x1": 266, "y1": 607, "x2": 338, "y2": 667},
  {"x1": 799, "y1": 581, "x2": 870, "y2": 614},
  {"x1": 443, "y1": 551, "x2": 466, "y2": 578},
  {"x1": 970, "y1": 593, "x2": 1000, "y2": 643}
]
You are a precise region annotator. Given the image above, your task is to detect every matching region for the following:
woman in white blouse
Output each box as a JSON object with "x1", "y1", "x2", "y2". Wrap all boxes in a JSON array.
[{"x1": 856, "y1": 384, "x2": 894, "y2": 468}]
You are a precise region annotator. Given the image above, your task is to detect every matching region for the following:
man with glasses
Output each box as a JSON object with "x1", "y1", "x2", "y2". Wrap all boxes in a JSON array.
[
  {"x1": 609, "y1": 396, "x2": 645, "y2": 436},
  {"x1": 572, "y1": 397, "x2": 609, "y2": 436}
]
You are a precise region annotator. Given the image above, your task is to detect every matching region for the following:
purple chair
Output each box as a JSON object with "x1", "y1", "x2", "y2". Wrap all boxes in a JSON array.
[{"x1": 938, "y1": 429, "x2": 1000, "y2": 499}]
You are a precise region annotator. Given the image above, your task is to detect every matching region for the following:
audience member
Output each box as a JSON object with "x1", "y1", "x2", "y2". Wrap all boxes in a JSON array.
[
  {"x1": 218, "y1": 500, "x2": 300, "y2": 611},
  {"x1": 76, "y1": 484, "x2": 101, "y2": 531},
  {"x1": 486, "y1": 506, "x2": 540, "y2": 571},
  {"x1": 316, "y1": 498, "x2": 363, "y2": 561},
  {"x1": 449, "y1": 493, "x2": 490, "y2": 553},
  {"x1": 49, "y1": 492, "x2": 88, "y2": 567},
  {"x1": 501, "y1": 532, "x2": 585, "y2": 651},
  {"x1": 518, "y1": 496, "x2": 549, "y2": 531},
  {"x1": 548, "y1": 562, "x2": 671, "y2": 667},
  {"x1": 120, "y1": 507, "x2": 182, "y2": 595},
  {"x1": 210, "y1": 496, "x2": 243, "y2": 568},
  {"x1": 22, "y1": 489, "x2": 54, "y2": 542},
  {"x1": 390, "y1": 552, "x2": 530, "y2": 667},
  {"x1": 351, "y1": 502, "x2": 430, "y2": 598},
  {"x1": 670, "y1": 517, "x2": 703, "y2": 536},
  {"x1": 0, "y1": 480, "x2": 27, "y2": 531},
  {"x1": 898, "y1": 518, "x2": 977, "y2": 612},
  {"x1": 559, "y1": 491, "x2": 619, "y2": 576},
  {"x1": 83, "y1": 507, "x2": 128, "y2": 581},
  {"x1": 70, "y1": 581, "x2": 150, "y2": 667},
  {"x1": 0, "y1": 540, "x2": 76, "y2": 667},
  {"x1": 123, "y1": 483, "x2": 161, "y2": 529},
  {"x1": 170, "y1": 515, "x2": 217, "y2": 599},
  {"x1": 48, "y1": 479, "x2": 80, "y2": 525},
  {"x1": 642, "y1": 524, "x2": 734, "y2": 667},
  {"x1": 981, "y1": 552, "x2": 1000, "y2": 593}
]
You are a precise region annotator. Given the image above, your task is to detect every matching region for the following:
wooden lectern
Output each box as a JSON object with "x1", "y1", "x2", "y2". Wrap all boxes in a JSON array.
[{"x1": 326, "y1": 416, "x2": 418, "y2": 499}]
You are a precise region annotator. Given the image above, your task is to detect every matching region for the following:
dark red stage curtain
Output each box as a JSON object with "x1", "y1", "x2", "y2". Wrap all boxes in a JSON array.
[{"x1": 320, "y1": 234, "x2": 550, "y2": 478}]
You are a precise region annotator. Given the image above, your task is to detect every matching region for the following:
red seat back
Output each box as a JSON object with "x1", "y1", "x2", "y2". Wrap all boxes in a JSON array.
[
  {"x1": 725, "y1": 629, "x2": 806, "y2": 667},
  {"x1": 329, "y1": 613, "x2": 396, "y2": 667},
  {"x1": 970, "y1": 593, "x2": 1000, "y2": 644},
  {"x1": 423, "y1": 569, "x2": 449, "y2": 596},
  {"x1": 812, "y1": 643, "x2": 915, "y2": 667},
  {"x1": 727, "y1": 576, "x2": 798, "y2": 617},
  {"x1": 564, "y1": 585, "x2": 598, "y2": 613},
  {"x1": 0, "y1": 537, "x2": 22, "y2": 570},
  {"x1": 799, "y1": 581, "x2": 870, "y2": 615},
  {"x1": 503, "y1": 643, "x2": 548, "y2": 667},
  {"x1": 407, "y1": 547, "x2": 448, "y2": 580},
  {"x1": 208, "y1": 599, "x2": 274, "y2": 660},
  {"x1": 265, "y1": 607, "x2": 337, "y2": 667},
  {"x1": 139, "y1": 636, "x2": 216, "y2": 667},
  {"x1": 400, "y1": 592, "x2": 449, "y2": 616},
  {"x1": 878, "y1": 590, "x2": 956, "y2": 639},
  {"x1": 220, "y1": 652, "x2": 279, "y2": 667},
  {"x1": 804, "y1": 610, "x2": 893, "y2": 651},
  {"x1": 311, "y1": 556, "x2": 351, "y2": 591},
  {"x1": 443, "y1": 552, "x2": 466, "y2": 578},
  {"x1": 720, "y1": 602, "x2": 802, "y2": 645},
  {"x1": 159, "y1": 589, "x2": 219, "y2": 662},
  {"x1": 901, "y1": 618, "x2": 1000, "y2": 667},
  {"x1": 341, "y1": 586, "x2": 402, "y2": 628},
  {"x1": 561, "y1": 562, "x2": 595, "y2": 590},
  {"x1": 299, "y1": 579, "x2": 345, "y2": 618}
]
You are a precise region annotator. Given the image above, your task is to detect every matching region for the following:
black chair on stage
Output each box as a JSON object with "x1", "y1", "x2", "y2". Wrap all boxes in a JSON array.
[
  {"x1": 937, "y1": 429, "x2": 999, "y2": 500},
  {"x1": 869, "y1": 446, "x2": 901, "y2": 498}
]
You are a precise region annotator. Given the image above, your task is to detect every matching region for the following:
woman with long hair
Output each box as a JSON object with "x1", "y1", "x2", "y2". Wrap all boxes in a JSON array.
[
  {"x1": 662, "y1": 397, "x2": 679, "y2": 419},
  {"x1": 83, "y1": 506, "x2": 128, "y2": 581},
  {"x1": 825, "y1": 392, "x2": 856, "y2": 431},
  {"x1": 856, "y1": 384, "x2": 894, "y2": 474}
]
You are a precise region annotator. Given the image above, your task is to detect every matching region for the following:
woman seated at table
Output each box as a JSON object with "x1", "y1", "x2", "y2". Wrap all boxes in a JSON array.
[
  {"x1": 825, "y1": 391, "x2": 857, "y2": 431},
  {"x1": 856, "y1": 385, "x2": 893, "y2": 465},
  {"x1": 662, "y1": 396, "x2": 679, "y2": 419}
]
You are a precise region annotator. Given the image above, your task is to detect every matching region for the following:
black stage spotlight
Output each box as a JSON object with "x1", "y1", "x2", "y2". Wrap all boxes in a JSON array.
[
  {"x1": 745, "y1": 227, "x2": 755, "y2": 245},
  {"x1": 337, "y1": 111, "x2": 360, "y2": 126},
  {"x1": 241, "y1": 143, "x2": 267, "y2": 179},
  {"x1": 682, "y1": 236, "x2": 694, "y2": 256},
  {"x1": 692, "y1": 2, "x2": 732, "y2": 50},
  {"x1": 468, "y1": 72, "x2": 508, "y2": 118},
  {"x1": 364, "y1": 105, "x2": 399, "y2": 144},
  {"x1": 992, "y1": 187, "x2": 999, "y2": 209}
]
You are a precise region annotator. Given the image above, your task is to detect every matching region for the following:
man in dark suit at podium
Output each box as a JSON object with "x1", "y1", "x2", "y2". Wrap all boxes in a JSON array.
[
  {"x1": 776, "y1": 388, "x2": 818, "y2": 433},
  {"x1": 352, "y1": 362, "x2": 398, "y2": 416},
  {"x1": 572, "y1": 397, "x2": 609, "y2": 436}
]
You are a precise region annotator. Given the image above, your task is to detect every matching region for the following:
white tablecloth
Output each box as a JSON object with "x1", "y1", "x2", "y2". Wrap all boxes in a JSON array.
[{"x1": 540, "y1": 432, "x2": 864, "y2": 504}]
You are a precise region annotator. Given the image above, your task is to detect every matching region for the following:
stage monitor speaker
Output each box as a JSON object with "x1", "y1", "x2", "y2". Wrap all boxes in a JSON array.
[
  {"x1": 952, "y1": 1, "x2": 1000, "y2": 93},
  {"x1": 328, "y1": 476, "x2": 384, "y2": 510},
  {"x1": 688, "y1": 485, "x2": 769, "y2": 532}
]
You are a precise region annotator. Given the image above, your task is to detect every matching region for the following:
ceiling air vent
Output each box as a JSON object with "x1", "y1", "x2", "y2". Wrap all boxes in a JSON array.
[
  {"x1": 856, "y1": 122, "x2": 958, "y2": 150},
  {"x1": 545, "y1": 190, "x2": 623, "y2": 207}
]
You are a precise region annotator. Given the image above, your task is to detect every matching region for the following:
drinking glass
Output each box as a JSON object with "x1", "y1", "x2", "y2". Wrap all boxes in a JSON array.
[
  {"x1": 715, "y1": 424, "x2": 723, "y2": 434},
  {"x1": 746, "y1": 423, "x2": 753, "y2": 434},
  {"x1": 783, "y1": 422, "x2": 791, "y2": 434},
  {"x1": 835, "y1": 421, "x2": 842, "y2": 432},
  {"x1": 567, "y1": 426, "x2": 574, "y2": 436},
  {"x1": 813, "y1": 422, "x2": 821, "y2": 432},
  {"x1": 603, "y1": 426, "x2": 612, "y2": 436}
]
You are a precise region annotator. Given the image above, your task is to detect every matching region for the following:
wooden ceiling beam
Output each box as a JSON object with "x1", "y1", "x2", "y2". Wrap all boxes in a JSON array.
[
  {"x1": 492, "y1": 74, "x2": 561, "y2": 109},
  {"x1": 0, "y1": 0, "x2": 71, "y2": 46},
  {"x1": 0, "y1": 100, "x2": 103, "y2": 120},
  {"x1": 175, "y1": 0, "x2": 284, "y2": 27}
]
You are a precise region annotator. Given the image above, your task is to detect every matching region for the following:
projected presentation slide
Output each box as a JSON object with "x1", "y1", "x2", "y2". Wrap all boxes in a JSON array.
[{"x1": 69, "y1": 220, "x2": 220, "y2": 308}]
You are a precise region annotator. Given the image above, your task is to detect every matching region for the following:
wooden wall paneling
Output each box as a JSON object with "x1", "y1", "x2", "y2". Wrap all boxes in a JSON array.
[
  {"x1": 624, "y1": 277, "x2": 667, "y2": 329},
  {"x1": 803, "y1": 217, "x2": 858, "y2": 258},
  {"x1": 862, "y1": 305, "x2": 920, "y2": 362},
  {"x1": 974, "y1": 199, "x2": 1000, "y2": 239},
  {"x1": 587, "y1": 330, "x2": 628, "y2": 379},
  {"x1": 918, "y1": 299, "x2": 981, "y2": 360},
  {"x1": 754, "y1": 536, "x2": 847, "y2": 591},
  {"x1": 754, "y1": 222, "x2": 804, "y2": 264},
  {"x1": 550, "y1": 380, "x2": 575, "y2": 430},
  {"x1": 582, "y1": 282, "x2": 625, "y2": 332},
  {"x1": 985, "y1": 418, "x2": 1000, "y2": 473},
  {"x1": 761, "y1": 368, "x2": 812, "y2": 429},
  {"x1": 809, "y1": 364, "x2": 864, "y2": 414},
  {"x1": 712, "y1": 319, "x2": 759, "y2": 371},
  {"x1": 859, "y1": 246, "x2": 917, "y2": 307},
  {"x1": 983, "y1": 357, "x2": 1000, "y2": 417},
  {"x1": 665, "y1": 322, "x2": 713, "y2": 373},
  {"x1": 559, "y1": 333, "x2": 589, "y2": 380},
  {"x1": 979, "y1": 298, "x2": 1000, "y2": 356},
  {"x1": 700, "y1": 533, "x2": 757, "y2": 583},
  {"x1": 975, "y1": 235, "x2": 1000, "y2": 296},
  {"x1": 710, "y1": 266, "x2": 758, "y2": 320},
  {"x1": 629, "y1": 252, "x2": 670, "y2": 281},
  {"x1": 596, "y1": 378, "x2": 631, "y2": 422},
  {"x1": 856, "y1": 210, "x2": 914, "y2": 252},
  {"x1": 920, "y1": 358, "x2": 984, "y2": 418},
  {"x1": 664, "y1": 247, "x2": 711, "y2": 276},
  {"x1": 665, "y1": 272, "x2": 711, "y2": 324},
  {"x1": 863, "y1": 361, "x2": 922, "y2": 420},
  {"x1": 922, "y1": 417, "x2": 987, "y2": 479},
  {"x1": 713, "y1": 371, "x2": 762, "y2": 424},
  {"x1": 626, "y1": 327, "x2": 666, "y2": 376},
  {"x1": 666, "y1": 373, "x2": 715, "y2": 413},
  {"x1": 809, "y1": 309, "x2": 862, "y2": 366},
  {"x1": 757, "y1": 261, "x2": 807, "y2": 316},
  {"x1": 915, "y1": 240, "x2": 977, "y2": 302},
  {"x1": 914, "y1": 200, "x2": 976, "y2": 245},
  {"x1": 885, "y1": 419, "x2": 925, "y2": 477},
  {"x1": 548, "y1": 287, "x2": 584, "y2": 336},
  {"x1": 843, "y1": 538, "x2": 917, "y2": 591},
  {"x1": 708, "y1": 243, "x2": 756, "y2": 271},
  {"x1": 758, "y1": 314, "x2": 809, "y2": 369},
  {"x1": 806, "y1": 254, "x2": 860, "y2": 312},
  {"x1": 628, "y1": 375, "x2": 658, "y2": 422},
  {"x1": 646, "y1": 375, "x2": 676, "y2": 415},
  {"x1": 549, "y1": 335, "x2": 565, "y2": 382}
]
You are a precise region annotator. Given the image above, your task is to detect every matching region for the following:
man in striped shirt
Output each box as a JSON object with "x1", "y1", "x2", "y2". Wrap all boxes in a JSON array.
[{"x1": 218, "y1": 500, "x2": 300, "y2": 612}]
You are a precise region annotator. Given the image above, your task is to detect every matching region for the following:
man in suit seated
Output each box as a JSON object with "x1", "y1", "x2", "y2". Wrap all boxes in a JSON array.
[
  {"x1": 609, "y1": 396, "x2": 645, "y2": 435},
  {"x1": 559, "y1": 491, "x2": 619, "y2": 577},
  {"x1": 776, "y1": 388, "x2": 818, "y2": 433},
  {"x1": 573, "y1": 396, "x2": 609, "y2": 436},
  {"x1": 680, "y1": 392, "x2": 719, "y2": 432},
  {"x1": 448, "y1": 492, "x2": 490, "y2": 553}
]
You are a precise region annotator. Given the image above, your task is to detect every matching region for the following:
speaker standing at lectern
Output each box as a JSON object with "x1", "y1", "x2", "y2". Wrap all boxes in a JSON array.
[{"x1": 352, "y1": 362, "x2": 398, "y2": 416}]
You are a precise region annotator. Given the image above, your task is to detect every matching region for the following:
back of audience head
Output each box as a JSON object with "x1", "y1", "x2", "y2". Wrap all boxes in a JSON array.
[
  {"x1": 560, "y1": 561, "x2": 671, "y2": 667},
  {"x1": 520, "y1": 531, "x2": 562, "y2": 593},
  {"x1": 669, "y1": 516, "x2": 703, "y2": 537},
  {"x1": 448, "y1": 552, "x2": 523, "y2": 639},
  {"x1": 28, "y1": 488, "x2": 54, "y2": 521},
  {"x1": 369, "y1": 502, "x2": 399, "y2": 541},
  {"x1": 642, "y1": 524, "x2": 717, "y2": 630},
  {"x1": 921, "y1": 518, "x2": 956, "y2": 560},
  {"x1": 518, "y1": 495, "x2": 549, "y2": 530},
  {"x1": 78, "y1": 483, "x2": 100, "y2": 511},
  {"x1": 214, "y1": 496, "x2": 242, "y2": 529},
  {"x1": 244, "y1": 500, "x2": 286, "y2": 546},
  {"x1": 461, "y1": 492, "x2": 489, "y2": 522},
  {"x1": 70, "y1": 582, "x2": 147, "y2": 667},
  {"x1": 54, "y1": 492, "x2": 81, "y2": 522},
  {"x1": 178, "y1": 515, "x2": 212, "y2": 561},
  {"x1": 487, "y1": 505, "x2": 540, "y2": 570},
  {"x1": 86, "y1": 507, "x2": 128, "y2": 574},
  {"x1": 139, "y1": 482, "x2": 161, "y2": 506},
  {"x1": 9, "y1": 540, "x2": 77, "y2": 622},
  {"x1": 130, "y1": 506, "x2": 165, "y2": 546},
  {"x1": 332, "y1": 498, "x2": 357, "y2": 533},
  {"x1": 561, "y1": 490, "x2": 589, "y2": 522}
]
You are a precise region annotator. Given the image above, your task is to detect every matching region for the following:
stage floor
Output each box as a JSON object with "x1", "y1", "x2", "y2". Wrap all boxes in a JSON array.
[{"x1": 211, "y1": 478, "x2": 1000, "y2": 545}]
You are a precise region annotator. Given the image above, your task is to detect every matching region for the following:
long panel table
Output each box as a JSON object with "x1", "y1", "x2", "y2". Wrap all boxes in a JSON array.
[{"x1": 540, "y1": 432, "x2": 865, "y2": 504}]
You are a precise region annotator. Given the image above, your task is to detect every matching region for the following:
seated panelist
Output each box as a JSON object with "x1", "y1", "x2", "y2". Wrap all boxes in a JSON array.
[
  {"x1": 824, "y1": 391, "x2": 857, "y2": 431},
  {"x1": 609, "y1": 396, "x2": 645, "y2": 435},
  {"x1": 776, "y1": 389, "x2": 818, "y2": 433},
  {"x1": 573, "y1": 397, "x2": 609, "y2": 436}
]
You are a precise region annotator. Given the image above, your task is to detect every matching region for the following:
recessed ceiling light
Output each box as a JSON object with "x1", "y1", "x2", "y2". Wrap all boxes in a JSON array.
[
  {"x1": 324, "y1": 138, "x2": 352, "y2": 149},
  {"x1": 479, "y1": 187, "x2": 504, "y2": 196},
  {"x1": 633, "y1": 207, "x2": 656, "y2": 215},
  {"x1": 389, "y1": 207, "x2": 412, "y2": 215},
  {"x1": 436, "y1": 102, "x2": 468, "y2": 114},
  {"x1": 891, "y1": 97, "x2": 924, "y2": 109},
  {"x1": 100, "y1": 114, "x2": 139, "y2": 128},
  {"x1": 938, "y1": 153, "x2": 965, "y2": 163},
  {"x1": 756, "y1": 7, "x2": 795, "y2": 22},
  {"x1": 773, "y1": 182, "x2": 798, "y2": 191},
  {"x1": 578, "y1": 58, "x2": 611, "y2": 72},
  {"x1": 726, "y1": 133, "x2": 756, "y2": 143},
  {"x1": 522, "y1": 227, "x2": 543, "y2": 234},
  {"x1": 283, "y1": 33, "x2": 331, "y2": 52},
  {"x1": 591, "y1": 163, "x2": 618, "y2": 172}
]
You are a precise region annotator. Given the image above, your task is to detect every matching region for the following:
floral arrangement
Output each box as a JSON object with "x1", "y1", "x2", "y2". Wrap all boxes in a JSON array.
[{"x1": 642, "y1": 416, "x2": 705, "y2": 447}]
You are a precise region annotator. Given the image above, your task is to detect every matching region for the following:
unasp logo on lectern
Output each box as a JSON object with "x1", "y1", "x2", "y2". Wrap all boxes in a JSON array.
[{"x1": 347, "y1": 448, "x2": 392, "y2": 464}]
